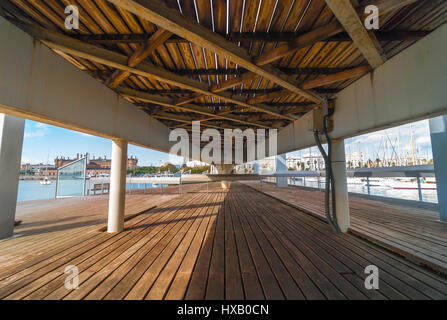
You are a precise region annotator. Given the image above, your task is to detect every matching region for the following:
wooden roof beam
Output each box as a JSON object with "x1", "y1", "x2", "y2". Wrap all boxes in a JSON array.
[
  {"x1": 178, "y1": 0, "x2": 421, "y2": 105},
  {"x1": 175, "y1": 72, "x2": 258, "y2": 106},
  {"x1": 301, "y1": 65, "x2": 372, "y2": 89},
  {"x1": 12, "y1": 21, "x2": 292, "y2": 120},
  {"x1": 106, "y1": 28, "x2": 172, "y2": 89},
  {"x1": 73, "y1": 30, "x2": 429, "y2": 45},
  {"x1": 255, "y1": 0, "x2": 420, "y2": 66},
  {"x1": 117, "y1": 87, "x2": 274, "y2": 129},
  {"x1": 248, "y1": 65, "x2": 371, "y2": 104},
  {"x1": 247, "y1": 90, "x2": 289, "y2": 105},
  {"x1": 326, "y1": 0, "x2": 387, "y2": 68},
  {"x1": 151, "y1": 112, "x2": 224, "y2": 130},
  {"x1": 108, "y1": 0, "x2": 418, "y2": 107},
  {"x1": 106, "y1": 0, "x2": 323, "y2": 104}
]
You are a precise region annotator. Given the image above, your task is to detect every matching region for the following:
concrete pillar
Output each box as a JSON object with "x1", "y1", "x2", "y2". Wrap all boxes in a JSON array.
[
  {"x1": 253, "y1": 160, "x2": 259, "y2": 174},
  {"x1": 216, "y1": 164, "x2": 233, "y2": 190},
  {"x1": 0, "y1": 114, "x2": 25, "y2": 239},
  {"x1": 429, "y1": 116, "x2": 447, "y2": 222},
  {"x1": 331, "y1": 138, "x2": 350, "y2": 233},
  {"x1": 276, "y1": 154, "x2": 288, "y2": 187},
  {"x1": 107, "y1": 139, "x2": 128, "y2": 233}
]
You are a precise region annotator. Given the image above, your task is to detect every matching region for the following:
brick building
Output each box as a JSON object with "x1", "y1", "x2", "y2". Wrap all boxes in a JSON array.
[{"x1": 54, "y1": 153, "x2": 138, "y2": 176}]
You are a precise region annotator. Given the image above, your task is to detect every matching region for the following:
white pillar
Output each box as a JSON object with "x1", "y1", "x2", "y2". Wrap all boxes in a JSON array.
[
  {"x1": 331, "y1": 138, "x2": 350, "y2": 233},
  {"x1": 107, "y1": 139, "x2": 128, "y2": 233},
  {"x1": 429, "y1": 116, "x2": 447, "y2": 222},
  {"x1": 276, "y1": 154, "x2": 288, "y2": 187},
  {"x1": 0, "y1": 114, "x2": 25, "y2": 239},
  {"x1": 253, "y1": 160, "x2": 259, "y2": 174}
]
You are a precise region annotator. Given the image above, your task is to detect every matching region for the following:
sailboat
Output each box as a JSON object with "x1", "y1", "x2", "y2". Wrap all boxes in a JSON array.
[
  {"x1": 40, "y1": 177, "x2": 52, "y2": 185},
  {"x1": 40, "y1": 150, "x2": 52, "y2": 185},
  {"x1": 384, "y1": 177, "x2": 437, "y2": 190}
]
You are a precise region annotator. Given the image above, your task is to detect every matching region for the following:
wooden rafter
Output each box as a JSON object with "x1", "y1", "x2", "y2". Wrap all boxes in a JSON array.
[
  {"x1": 1, "y1": 0, "x2": 434, "y2": 133},
  {"x1": 124, "y1": 0, "x2": 420, "y2": 108},
  {"x1": 106, "y1": 0, "x2": 323, "y2": 104},
  {"x1": 151, "y1": 112, "x2": 224, "y2": 130},
  {"x1": 248, "y1": 65, "x2": 372, "y2": 104},
  {"x1": 72, "y1": 30, "x2": 429, "y2": 45},
  {"x1": 227, "y1": 29, "x2": 429, "y2": 43},
  {"x1": 325, "y1": 0, "x2": 388, "y2": 68},
  {"x1": 12, "y1": 20, "x2": 293, "y2": 121},
  {"x1": 106, "y1": 28, "x2": 172, "y2": 89},
  {"x1": 117, "y1": 87, "x2": 273, "y2": 129},
  {"x1": 301, "y1": 65, "x2": 372, "y2": 89},
  {"x1": 117, "y1": 88, "x2": 340, "y2": 96}
]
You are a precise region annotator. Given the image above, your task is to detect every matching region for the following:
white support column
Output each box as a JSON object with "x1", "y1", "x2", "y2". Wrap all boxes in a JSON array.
[
  {"x1": 0, "y1": 114, "x2": 25, "y2": 239},
  {"x1": 331, "y1": 138, "x2": 350, "y2": 233},
  {"x1": 276, "y1": 154, "x2": 288, "y2": 187},
  {"x1": 107, "y1": 139, "x2": 128, "y2": 233},
  {"x1": 253, "y1": 160, "x2": 259, "y2": 174},
  {"x1": 429, "y1": 115, "x2": 447, "y2": 222}
]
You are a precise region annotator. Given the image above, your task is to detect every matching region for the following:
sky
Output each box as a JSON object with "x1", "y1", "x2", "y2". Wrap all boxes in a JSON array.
[
  {"x1": 288, "y1": 119, "x2": 433, "y2": 162},
  {"x1": 21, "y1": 118, "x2": 434, "y2": 166},
  {"x1": 21, "y1": 120, "x2": 173, "y2": 166}
]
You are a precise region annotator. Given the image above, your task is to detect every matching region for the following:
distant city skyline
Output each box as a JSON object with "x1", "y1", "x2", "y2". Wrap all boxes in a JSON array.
[
  {"x1": 21, "y1": 119, "x2": 433, "y2": 167},
  {"x1": 21, "y1": 120, "x2": 173, "y2": 167},
  {"x1": 289, "y1": 119, "x2": 433, "y2": 164}
]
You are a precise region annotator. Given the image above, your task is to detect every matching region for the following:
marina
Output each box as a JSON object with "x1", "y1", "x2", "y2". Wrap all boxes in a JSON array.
[
  {"x1": 0, "y1": 0, "x2": 446, "y2": 304},
  {"x1": 289, "y1": 177, "x2": 439, "y2": 204}
]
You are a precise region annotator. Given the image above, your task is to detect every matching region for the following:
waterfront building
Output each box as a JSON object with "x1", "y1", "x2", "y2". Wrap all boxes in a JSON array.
[{"x1": 53, "y1": 154, "x2": 138, "y2": 176}]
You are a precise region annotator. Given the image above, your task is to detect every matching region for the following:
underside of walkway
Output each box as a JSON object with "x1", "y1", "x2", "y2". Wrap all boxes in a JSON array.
[{"x1": 0, "y1": 183, "x2": 446, "y2": 300}]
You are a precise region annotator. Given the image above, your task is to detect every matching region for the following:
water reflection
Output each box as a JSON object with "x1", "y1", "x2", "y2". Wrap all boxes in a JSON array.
[{"x1": 286, "y1": 177, "x2": 438, "y2": 203}]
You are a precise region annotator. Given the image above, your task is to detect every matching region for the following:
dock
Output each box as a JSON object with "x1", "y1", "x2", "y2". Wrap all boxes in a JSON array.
[
  {"x1": 0, "y1": 182, "x2": 446, "y2": 300},
  {"x1": 243, "y1": 181, "x2": 447, "y2": 275}
]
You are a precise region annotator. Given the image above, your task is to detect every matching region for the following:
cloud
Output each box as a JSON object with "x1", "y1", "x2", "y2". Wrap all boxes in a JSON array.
[
  {"x1": 34, "y1": 122, "x2": 48, "y2": 129},
  {"x1": 168, "y1": 154, "x2": 184, "y2": 165},
  {"x1": 24, "y1": 124, "x2": 48, "y2": 138},
  {"x1": 24, "y1": 131, "x2": 45, "y2": 138},
  {"x1": 416, "y1": 136, "x2": 431, "y2": 145},
  {"x1": 20, "y1": 156, "x2": 34, "y2": 164},
  {"x1": 78, "y1": 132, "x2": 94, "y2": 137}
]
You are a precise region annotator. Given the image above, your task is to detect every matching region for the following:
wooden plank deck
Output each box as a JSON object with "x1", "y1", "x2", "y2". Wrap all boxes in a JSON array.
[
  {"x1": 0, "y1": 182, "x2": 446, "y2": 300},
  {"x1": 242, "y1": 181, "x2": 447, "y2": 276},
  {"x1": 0, "y1": 184, "x2": 202, "y2": 272}
]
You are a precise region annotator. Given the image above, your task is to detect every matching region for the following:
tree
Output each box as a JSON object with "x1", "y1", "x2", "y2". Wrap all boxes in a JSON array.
[
  {"x1": 128, "y1": 166, "x2": 157, "y2": 175},
  {"x1": 159, "y1": 163, "x2": 179, "y2": 173},
  {"x1": 347, "y1": 161, "x2": 353, "y2": 169},
  {"x1": 183, "y1": 165, "x2": 210, "y2": 174}
]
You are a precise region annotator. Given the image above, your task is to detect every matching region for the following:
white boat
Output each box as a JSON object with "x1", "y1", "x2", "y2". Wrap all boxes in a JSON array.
[
  {"x1": 347, "y1": 177, "x2": 366, "y2": 185},
  {"x1": 40, "y1": 177, "x2": 52, "y2": 185},
  {"x1": 384, "y1": 178, "x2": 437, "y2": 190},
  {"x1": 361, "y1": 178, "x2": 384, "y2": 187}
]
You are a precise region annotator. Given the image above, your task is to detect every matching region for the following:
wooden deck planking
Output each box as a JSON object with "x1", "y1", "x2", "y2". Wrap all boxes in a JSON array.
[
  {"x1": 0, "y1": 182, "x2": 446, "y2": 300},
  {"x1": 0, "y1": 184, "x2": 201, "y2": 272},
  {"x1": 243, "y1": 181, "x2": 447, "y2": 275}
]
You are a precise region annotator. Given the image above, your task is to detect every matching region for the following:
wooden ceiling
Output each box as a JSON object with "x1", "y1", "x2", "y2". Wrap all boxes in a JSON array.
[{"x1": 1, "y1": 0, "x2": 446, "y2": 133}]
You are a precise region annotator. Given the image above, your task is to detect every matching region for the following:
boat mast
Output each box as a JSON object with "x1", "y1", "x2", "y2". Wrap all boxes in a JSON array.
[{"x1": 410, "y1": 123, "x2": 416, "y2": 165}]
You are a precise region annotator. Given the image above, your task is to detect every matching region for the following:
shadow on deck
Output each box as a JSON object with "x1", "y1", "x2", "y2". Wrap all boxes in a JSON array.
[
  {"x1": 0, "y1": 182, "x2": 446, "y2": 300},
  {"x1": 242, "y1": 180, "x2": 447, "y2": 276}
]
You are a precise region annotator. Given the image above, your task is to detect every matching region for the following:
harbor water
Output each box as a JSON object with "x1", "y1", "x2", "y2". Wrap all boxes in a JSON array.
[
  {"x1": 16, "y1": 180, "x2": 165, "y2": 202},
  {"x1": 288, "y1": 178, "x2": 438, "y2": 204},
  {"x1": 18, "y1": 178, "x2": 438, "y2": 204}
]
